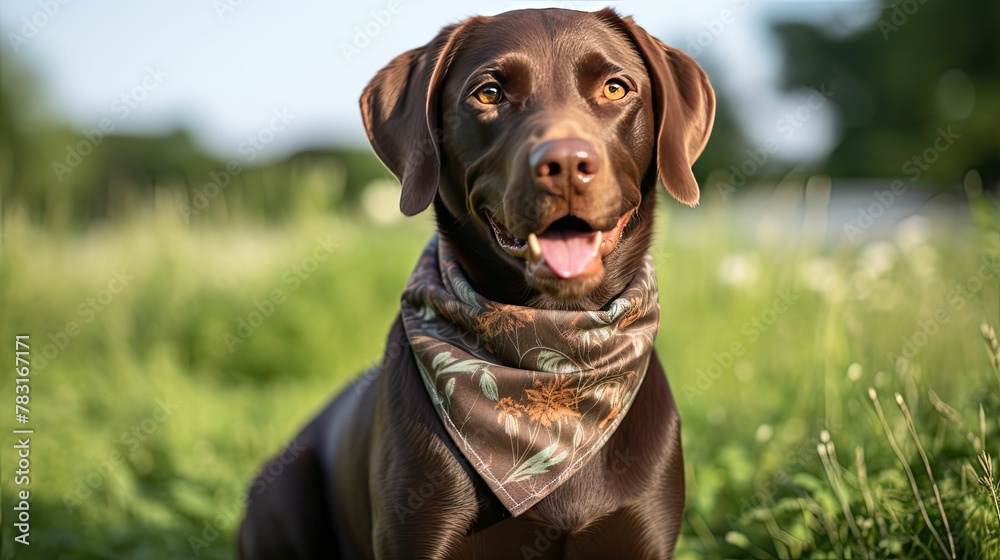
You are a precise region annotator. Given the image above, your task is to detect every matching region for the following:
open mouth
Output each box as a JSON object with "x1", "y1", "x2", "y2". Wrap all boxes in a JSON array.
[{"x1": 486, "y1": 210, "x2": 635, "y2": 280}]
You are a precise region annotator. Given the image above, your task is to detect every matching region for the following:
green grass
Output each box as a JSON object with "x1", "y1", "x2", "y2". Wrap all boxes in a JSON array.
[{"x1": 1, "y1": 190, "x2": 998, "y2": 559}]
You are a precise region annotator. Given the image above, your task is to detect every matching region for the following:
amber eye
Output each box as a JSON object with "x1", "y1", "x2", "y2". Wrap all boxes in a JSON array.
[
  {"x1": 603, "y1": 80, "x2": 628, "y2": 101},
  {"x1": 474, "y1": 84, "x2": 503, "y2": 105}
]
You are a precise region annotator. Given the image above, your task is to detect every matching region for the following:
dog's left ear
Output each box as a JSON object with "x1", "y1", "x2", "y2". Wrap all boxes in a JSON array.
[
  {"x1": 360, "y1": 21, "x2": 474, "y2": 216},
  {"x1": 602, "y1": 11, "x2": 716, "y2": 207}
]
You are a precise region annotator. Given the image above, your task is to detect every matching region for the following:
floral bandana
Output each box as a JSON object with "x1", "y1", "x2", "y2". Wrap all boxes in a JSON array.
[{"x1": 400, "y1": 235, "x2": 660, "y2": 516}]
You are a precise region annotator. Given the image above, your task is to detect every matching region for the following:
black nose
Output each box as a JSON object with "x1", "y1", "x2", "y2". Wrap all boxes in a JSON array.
[{"x1": 530, "y1": 138, "x2": 601, "y2": 191}]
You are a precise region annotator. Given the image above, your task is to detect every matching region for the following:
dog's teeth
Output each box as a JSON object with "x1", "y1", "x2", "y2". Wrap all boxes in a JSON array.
[{"x1": 527, "y1": 233, "x2": 542, "y2": 263}]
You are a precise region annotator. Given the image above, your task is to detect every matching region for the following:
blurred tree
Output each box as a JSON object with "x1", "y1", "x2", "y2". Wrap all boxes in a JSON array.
[
  {"x1": 773, "y1": 0, "x2": 1000, "y2": 189},
  {"x1": 0, "y1": 48, "x2": 390, "y2": 228},
  {"x1": 691, "y1": 61, "x2": 749, "y2": 197},
  {"x1": 0, "y1": 49, "x2": 44, "y2": 221}
]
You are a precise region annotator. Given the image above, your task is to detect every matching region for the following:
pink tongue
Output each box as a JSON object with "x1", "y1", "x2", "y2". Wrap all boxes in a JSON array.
[{"x1": 536, "y1": 230, "x2": 601, "y2": 278}]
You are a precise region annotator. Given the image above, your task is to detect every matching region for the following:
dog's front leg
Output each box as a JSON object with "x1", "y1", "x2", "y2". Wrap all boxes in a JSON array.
[
  {"x1": 368, "y1": 337, "x2": 481, "y2": 559},
  {"x1": 368, "y1": 423, "x2": 479, "y2": 559}
]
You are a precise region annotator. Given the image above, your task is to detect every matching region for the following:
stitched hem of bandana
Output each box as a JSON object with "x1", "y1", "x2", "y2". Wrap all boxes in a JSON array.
[
  {"x1": 401, "y1": 235, "x2": 660, "y2": 516},
  {"x1": 417, "y1": 352, "x2": 652, "y2": 515}
]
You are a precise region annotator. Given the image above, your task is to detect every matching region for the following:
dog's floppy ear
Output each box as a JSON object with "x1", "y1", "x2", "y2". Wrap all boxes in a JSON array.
[
  {"x1": 360, "y1": 21, "x2": 472, "y2": 216},
  {"x1": 603, "y1": 11, "x2": 716, "y2": 207}
]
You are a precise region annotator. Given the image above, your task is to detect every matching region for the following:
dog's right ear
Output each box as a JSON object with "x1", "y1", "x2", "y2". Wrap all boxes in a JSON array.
[
  {"x1": 599, "y1": 10, "x2": 716, "y2": 207},
  {"x1": 360, "y1": 22, "x2": 472, "y2": 216}
]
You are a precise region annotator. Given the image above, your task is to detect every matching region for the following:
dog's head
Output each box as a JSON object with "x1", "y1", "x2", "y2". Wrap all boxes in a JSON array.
[{"x1": 361, "y1": 8, "x2": 714, "y2": 308}]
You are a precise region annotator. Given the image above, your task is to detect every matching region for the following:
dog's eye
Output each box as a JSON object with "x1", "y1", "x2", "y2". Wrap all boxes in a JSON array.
[
  {"x1": 474, "y1": 84, "x2": 503, "y2": 105},
  {"x1": 603, "y1": 80, "x2": 628, "y2": 101}
]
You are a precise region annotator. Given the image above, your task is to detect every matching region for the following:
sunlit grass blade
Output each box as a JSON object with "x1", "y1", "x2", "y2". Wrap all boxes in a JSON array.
[
  {"x1": 977, "y1": 451, "x2": 1000, "y2": 532},
  {"x1": 817, "y1": 431, "x2": 869, "y2": 559},
  {"x1": 868, "y1": 387, "x2": 953, "y2": 559},
  {"x1": 895, "y1": 392, "x2": 956, "y2": 558}
]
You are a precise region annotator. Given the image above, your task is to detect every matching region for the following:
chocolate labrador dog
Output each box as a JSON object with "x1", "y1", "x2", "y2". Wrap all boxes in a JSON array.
[{"x1": 239, "y1": 7, "x2": 713, "y2": 559}]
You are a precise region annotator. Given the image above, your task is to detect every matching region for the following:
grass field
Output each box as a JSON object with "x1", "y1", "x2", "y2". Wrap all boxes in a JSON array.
[{"x1": 1, "y1": 185, "x2": 999, "y2": 559}]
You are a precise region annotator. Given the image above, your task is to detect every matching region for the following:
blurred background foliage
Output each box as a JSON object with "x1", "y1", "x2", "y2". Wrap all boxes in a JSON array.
[
  {"x1": 770, "y1": 0, "x2": 1000, "y2": 183},
  {"x1": 0, "y1": 51, "x2": 390, "y2": 228},
  {"x1": 1, "y1": 0, "x2": 999, "y2": 558},
  {"x1": 0, "y1": 0, "x2": 997, "y2": 229}
]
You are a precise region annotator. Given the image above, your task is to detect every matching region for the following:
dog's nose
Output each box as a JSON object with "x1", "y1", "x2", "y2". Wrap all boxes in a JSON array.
[{"x1": 530, "y1": 138, "x2": 601, "y2": 191}]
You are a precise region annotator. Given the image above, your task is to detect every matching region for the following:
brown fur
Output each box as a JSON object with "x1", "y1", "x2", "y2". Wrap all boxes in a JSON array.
[{"x1": 239, "y1": 8, "x2": 713, "y2": 559}]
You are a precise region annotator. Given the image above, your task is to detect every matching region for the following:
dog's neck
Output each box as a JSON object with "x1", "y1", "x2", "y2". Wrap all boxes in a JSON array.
[
  {"x1": 399, "y1": 235, "x2": 661, "y2": 516},
  {"x1": 432, "y1": 194, "x2": 658, "y2": 312}
]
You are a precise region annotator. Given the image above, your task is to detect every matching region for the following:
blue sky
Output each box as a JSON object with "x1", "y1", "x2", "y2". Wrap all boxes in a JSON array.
[{"x1": 1, "y1": 0, "x2": 877, "y2": 162}]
